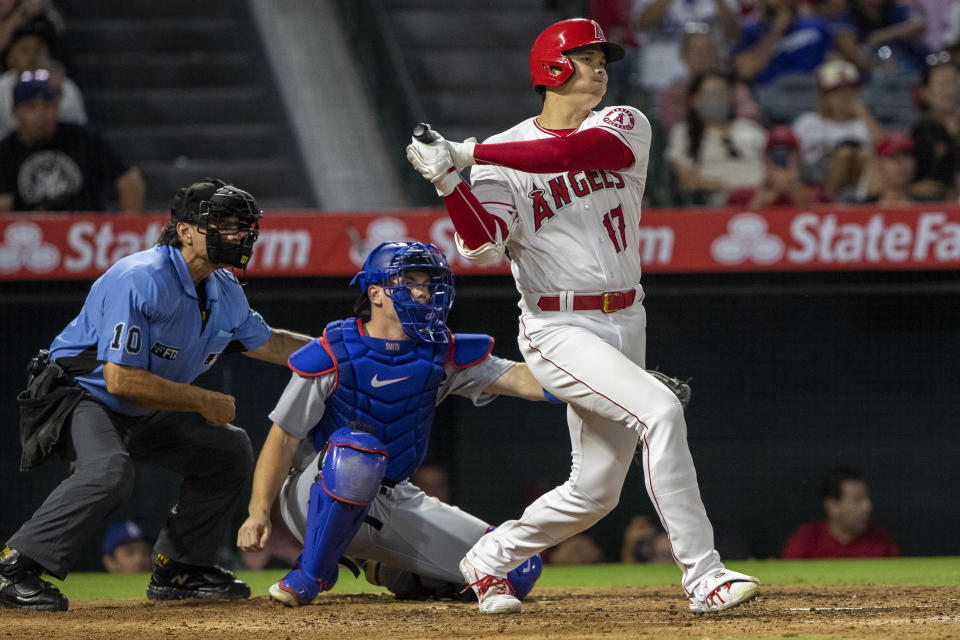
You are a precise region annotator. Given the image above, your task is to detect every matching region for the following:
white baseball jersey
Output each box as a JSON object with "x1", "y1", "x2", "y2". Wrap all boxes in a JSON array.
[
  {"x1": 469, "y1": 105, "x2": 651, "y2": 295},
  {"x1": 458, "y1": 105, "x2": 735, "y2": 598}
]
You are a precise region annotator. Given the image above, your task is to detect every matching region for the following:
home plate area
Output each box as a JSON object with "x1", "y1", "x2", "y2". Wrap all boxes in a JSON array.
[{"x1": 1, "y1": 584, "x2": 958, "y2": 639}]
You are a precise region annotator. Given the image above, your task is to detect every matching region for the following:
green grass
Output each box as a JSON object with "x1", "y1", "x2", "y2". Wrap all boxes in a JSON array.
[
  {"x1": 537, "y1": 557, "x2": 960, "y2": 587},
  {"x1": 52, "y1": 557, "x2": 960, "y2": 601}
]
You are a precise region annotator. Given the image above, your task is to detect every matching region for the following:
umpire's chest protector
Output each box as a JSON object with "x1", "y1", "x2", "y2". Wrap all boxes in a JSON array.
[{"x1": 307, "y1": 318, "x2": 448, "y2": 483}]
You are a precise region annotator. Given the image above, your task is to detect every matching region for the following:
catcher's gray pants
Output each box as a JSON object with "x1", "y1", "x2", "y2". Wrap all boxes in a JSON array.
[
  {"x1": 7, "y1": 398, "x2": 253, "y2": 579},
  {"x1": 279, "y1": 452, "x2": 488, "y2": 584}
]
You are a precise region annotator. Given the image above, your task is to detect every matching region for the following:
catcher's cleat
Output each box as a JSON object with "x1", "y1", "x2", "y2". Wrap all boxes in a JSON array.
[
  {"x1": 688, "y1": 568, "x2": 759, "y2": 612},
  {"x1": 269, "y1": 569, "x2": 328, "y2": 607},
  {"x1": 459, "y1": 557, "x2": 521, "y2": 614},
  {"x1": 0, "y1": 546, "x2": 68, "y2": 611},
  {"x1": 146, "y1": 553, "x2": 250, "y2": 601}
]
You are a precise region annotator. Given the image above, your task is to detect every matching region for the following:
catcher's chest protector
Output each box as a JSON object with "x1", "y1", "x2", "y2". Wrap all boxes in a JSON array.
[{"x1": 313, "y1": 319, "x2": 447, "y2": 483}]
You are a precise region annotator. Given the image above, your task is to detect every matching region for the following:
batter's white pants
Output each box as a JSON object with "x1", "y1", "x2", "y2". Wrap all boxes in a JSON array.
[{"x1": 465, "y1": 302, "x2": 724, "y2": 594}]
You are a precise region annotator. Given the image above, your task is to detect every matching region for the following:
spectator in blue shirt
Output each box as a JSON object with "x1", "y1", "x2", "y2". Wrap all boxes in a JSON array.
[
  {"x1": 0, "y1": 178, "x2": 313, "y2": 612},
  {"x1": 733, "y1": 0, "x2": 835, "y2": 85},
  {"x1": 833, "y1": 0, "x2": 926, "y2": 75}
]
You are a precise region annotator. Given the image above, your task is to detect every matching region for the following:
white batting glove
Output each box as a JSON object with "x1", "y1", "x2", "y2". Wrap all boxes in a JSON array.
[
  {"x1": 448, "y1": 137, "x2": 478, "y2": 171},
  {"x1": 417, "y1": 128, "x2": 478, "y2": 170},
  {"x1": 406, "y1": 139, "x2": 461, "y2": 197}
]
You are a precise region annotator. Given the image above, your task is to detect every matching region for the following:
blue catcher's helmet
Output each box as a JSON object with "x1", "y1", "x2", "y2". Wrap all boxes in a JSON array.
[{"x1": 350, "y1": 241, "x2": 454, "y2": 343}]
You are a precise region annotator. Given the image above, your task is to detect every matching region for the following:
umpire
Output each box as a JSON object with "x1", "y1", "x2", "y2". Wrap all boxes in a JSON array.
[{"x1": 0, "y1": 178, "x2": 311, "y2": 611}]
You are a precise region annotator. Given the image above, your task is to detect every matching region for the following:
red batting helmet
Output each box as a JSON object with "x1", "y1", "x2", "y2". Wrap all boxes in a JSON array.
[{"x1": 529, "y1": 18, "x2": 625, "y2": 88}]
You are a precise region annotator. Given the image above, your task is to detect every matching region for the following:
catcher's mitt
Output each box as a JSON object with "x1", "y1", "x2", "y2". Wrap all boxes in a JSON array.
[
  {"x1": 646, "y1": 369, "x2": 691, "y2": 409},
  {"x1": 634, "y1": 370, "x2": 692, "y2": 468}
]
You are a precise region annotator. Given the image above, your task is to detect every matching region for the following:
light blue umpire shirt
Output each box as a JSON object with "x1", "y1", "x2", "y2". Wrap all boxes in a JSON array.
[{"x1": 49, "y1": 244, "x2": 273, "y2": 416}]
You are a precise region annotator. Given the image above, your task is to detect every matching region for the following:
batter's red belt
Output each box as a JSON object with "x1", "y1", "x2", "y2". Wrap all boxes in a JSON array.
[{"x1": 536, "y1": 289, "x2": 640, "y2": 313}]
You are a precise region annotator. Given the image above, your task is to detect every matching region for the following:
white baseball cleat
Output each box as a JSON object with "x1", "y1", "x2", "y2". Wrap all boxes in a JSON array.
[
  {"x1": 459, "y1": 557, "x2": 522, "y2": 614},
  {"x1": 688, "y1": 569, "x2": 759, "y2": 613}
]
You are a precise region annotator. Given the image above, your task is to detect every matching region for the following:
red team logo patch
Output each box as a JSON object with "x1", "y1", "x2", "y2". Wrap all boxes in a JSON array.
[{"x1": 602, "y1": 108, "x2": 635, "y2": 131}]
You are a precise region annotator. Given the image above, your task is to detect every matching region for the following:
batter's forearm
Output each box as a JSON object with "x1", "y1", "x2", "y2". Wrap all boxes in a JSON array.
[
  {"x1": 442, "y1": 182, "x2": 508, "y2": 250},
  {"x1": 248, "y1": 424, "x2": 300, "y2": 517}
]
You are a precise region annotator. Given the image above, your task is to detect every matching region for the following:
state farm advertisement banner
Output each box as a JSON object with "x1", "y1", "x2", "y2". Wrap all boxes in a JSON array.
[{"x1": 1, "y1": 205, "x2": 959, "y2": 281}]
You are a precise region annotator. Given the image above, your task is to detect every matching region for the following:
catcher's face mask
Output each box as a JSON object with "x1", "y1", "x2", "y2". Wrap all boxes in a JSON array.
[{"x1": 351, "y1": 241, "x2": 454, "y2": 343}]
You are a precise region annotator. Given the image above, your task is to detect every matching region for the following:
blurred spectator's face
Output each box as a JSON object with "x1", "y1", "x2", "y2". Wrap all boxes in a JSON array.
[
  {"x1": 923, "y1": 65, "x2": 959, "y2": 115},
  {"x1": 693, "y1": 75, "x2": 733, "y2": 124},
  {"x1": 822, "y1": 86, "x2": 859, "y2": 120},
  {"x1": 13, "y1": 96, "x2": 58, "y2": 144},
  {"x1": 103, "y1": 540, "x2": 151, "y2": 574},
  {"x1": 682, "y1": 33, "x2": 716, "y2": 76},
  {"x1": 826, "y1": 479, "x2": 872, "y2": 536},
  {"x1": 878, "y1": 153, "x2": 915, "y2": 189},
  {"x1": 5, "y1": 35, "x2": 51, "y2": 73},
  {"x1": 766, "y1": 148, "x2": 800, "y2": 179}
]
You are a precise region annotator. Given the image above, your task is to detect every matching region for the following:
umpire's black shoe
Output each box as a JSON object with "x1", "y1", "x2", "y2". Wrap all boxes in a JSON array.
[
  {"x1": 0, "y1": 545, "x2": 68, "y2": 611},
  {"x1": 146, "y1": 553, "x2": 250, "y2": 601}
]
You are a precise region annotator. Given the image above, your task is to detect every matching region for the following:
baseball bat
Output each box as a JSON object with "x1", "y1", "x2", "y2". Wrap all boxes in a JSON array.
[{"x1": 412, "y1": 122, "x2": 440, "y2": 143}]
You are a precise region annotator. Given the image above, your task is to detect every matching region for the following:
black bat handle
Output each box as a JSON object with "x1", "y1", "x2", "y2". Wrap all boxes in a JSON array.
[{"x1": 413, "y1": 123, "x2": 440, "y2": 143}]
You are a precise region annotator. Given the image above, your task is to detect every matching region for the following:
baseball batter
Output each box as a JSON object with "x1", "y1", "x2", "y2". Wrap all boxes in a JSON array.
[
  {"x1": 406, "y1": 18, "x2": 759, "y2": 614},
  {"x1": 237, "y1": 242, "x2": 543, "y2": 608}
]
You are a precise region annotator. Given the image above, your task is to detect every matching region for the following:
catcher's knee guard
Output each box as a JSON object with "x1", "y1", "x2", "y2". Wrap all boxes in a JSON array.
[
  {"x1": 300, "y1": 427, "x2": 388, "y2": 590},
  {"x1": 508, "y1": 554, "x2": 542, "y2": 601}
]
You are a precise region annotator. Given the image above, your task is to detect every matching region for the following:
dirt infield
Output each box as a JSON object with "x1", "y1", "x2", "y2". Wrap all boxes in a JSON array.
[{"x1": 2, "y1": 584, "x2": 958, "y2": 639}]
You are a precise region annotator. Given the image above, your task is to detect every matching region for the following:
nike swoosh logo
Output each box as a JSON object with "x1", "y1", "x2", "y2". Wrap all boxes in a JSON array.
[{"x1": 370, "y1": 374, "x2": 411, "y2": 388}]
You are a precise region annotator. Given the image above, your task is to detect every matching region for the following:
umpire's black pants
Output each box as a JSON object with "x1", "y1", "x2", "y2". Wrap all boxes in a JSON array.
[{"x1": 7, "y1": 398, "x2": 254, "y2": 579}]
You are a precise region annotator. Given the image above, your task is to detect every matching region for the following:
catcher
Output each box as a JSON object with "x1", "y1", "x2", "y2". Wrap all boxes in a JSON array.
[{"x1": 237, "y1": 241, "x2": 544, "y2": 606}]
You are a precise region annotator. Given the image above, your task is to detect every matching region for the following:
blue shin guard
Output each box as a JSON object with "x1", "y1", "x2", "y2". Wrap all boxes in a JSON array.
[
  {"x1": 278, "y1": 427, "x2": 387, "y2": 605},
  {"x1": 508, "y1": 554, "x2": 542, "y2": 601}
]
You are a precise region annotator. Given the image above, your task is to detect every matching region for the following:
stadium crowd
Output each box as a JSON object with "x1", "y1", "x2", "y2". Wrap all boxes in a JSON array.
[{"x1": 589, "y1": 0, "x2": 960, "y2": 208}]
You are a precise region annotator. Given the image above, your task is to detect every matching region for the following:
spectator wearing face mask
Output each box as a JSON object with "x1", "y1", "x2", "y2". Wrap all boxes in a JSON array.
[
  {"x1": 665, "y1": 70, "x2": 766, "y2": 205},
  {"x1": 657, "y1": 24, "x2": 761, "y2": 132}
]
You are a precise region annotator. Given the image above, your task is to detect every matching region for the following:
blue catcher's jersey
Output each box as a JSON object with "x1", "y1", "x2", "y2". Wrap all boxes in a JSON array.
[
  {"x1": 293, "y1": 318, "x2": 446, "y2": 483},
  {"x1": 288, "y1": 318, "x2": 492, "y2": 483}
]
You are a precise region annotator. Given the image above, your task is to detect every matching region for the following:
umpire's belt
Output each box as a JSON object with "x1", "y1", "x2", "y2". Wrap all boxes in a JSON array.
[{"x1": 536, "y1": 287, "x2": 643, "y2": 313}]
